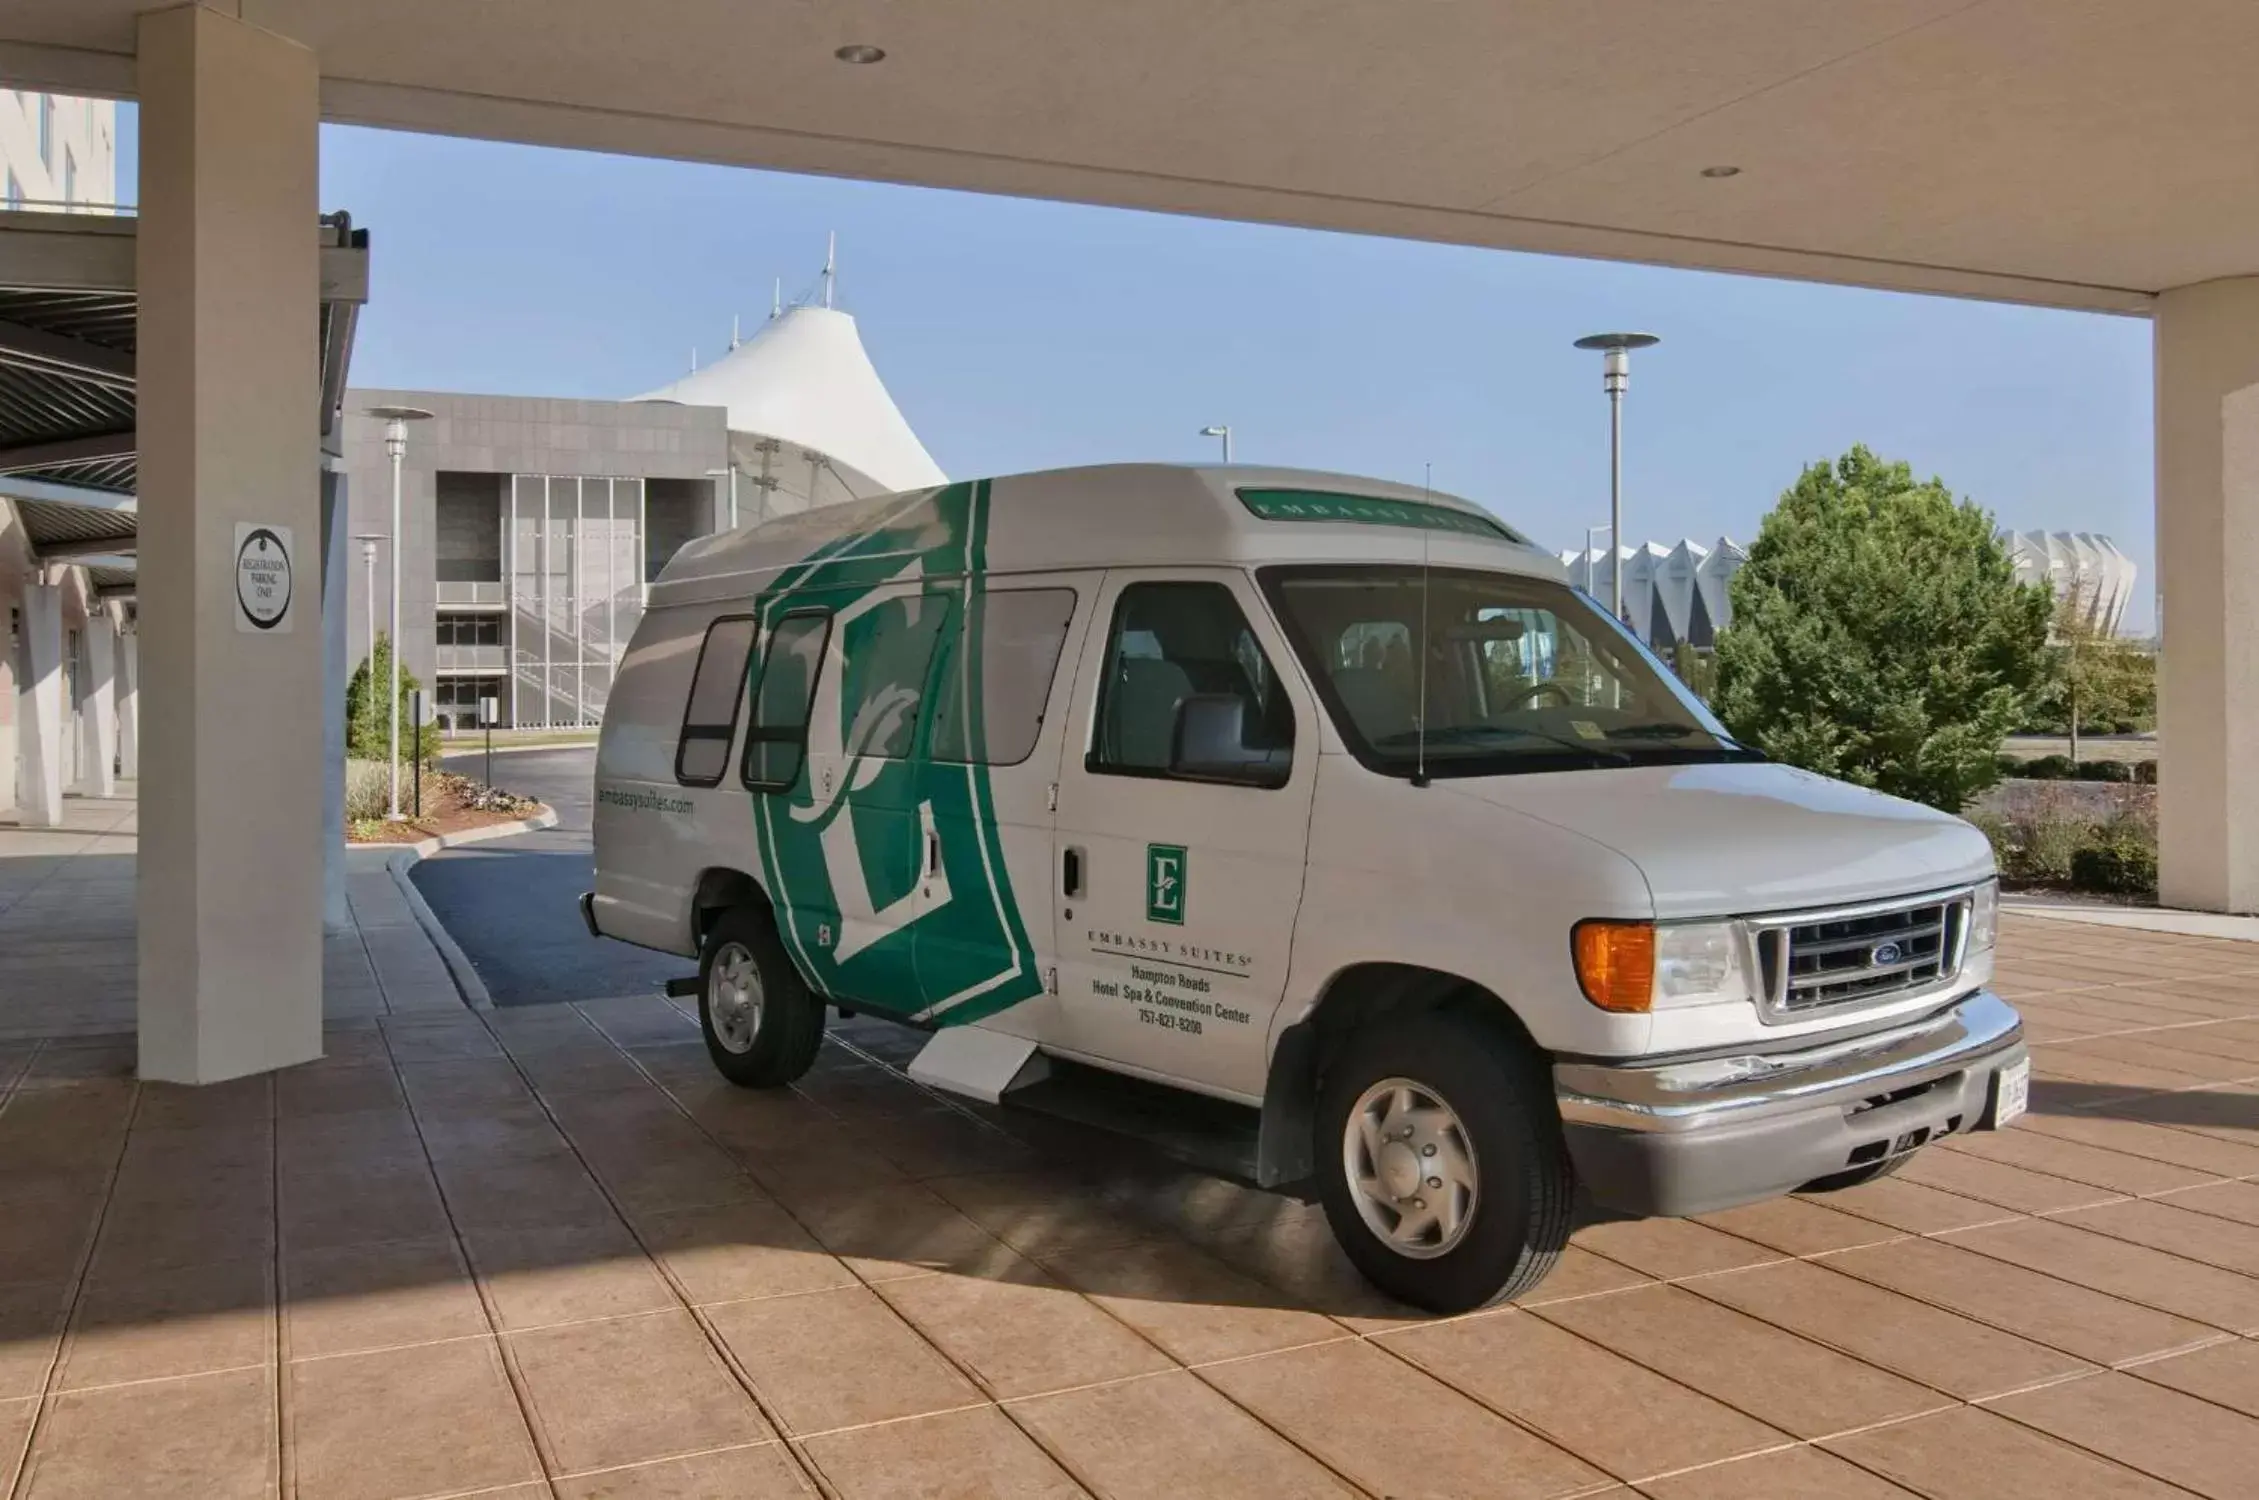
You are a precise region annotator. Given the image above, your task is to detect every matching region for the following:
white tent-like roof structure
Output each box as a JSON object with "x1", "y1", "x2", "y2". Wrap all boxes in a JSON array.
[
  {"x1": 633, "y1": 303, "x2": 945, "y2": 517},
  {"x1": 2005, "y1": 530, "x2": 2137, "y2": 635},
  {"x1": 1558, "y1": 537, "x2": 1748, "y2": 652}
]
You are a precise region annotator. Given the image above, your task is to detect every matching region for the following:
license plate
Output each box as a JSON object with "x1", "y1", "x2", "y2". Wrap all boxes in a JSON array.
[{"x1": 1992, "y1": 1059, "x2": 2030, "y2": 1129}]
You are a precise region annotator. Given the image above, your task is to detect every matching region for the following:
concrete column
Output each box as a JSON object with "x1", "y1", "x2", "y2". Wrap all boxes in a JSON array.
[
  {"x1": 83, "y1": 608, "x2": 117, "y2": 797},
  {"x1": 136, "y1": 6, "x2": 325, "y2": 1082},
  {"x1": 116, "y1": 625, "x2": 139, "y2": 780},
  {"x1": 321, "y1": 464, "x2": 349, "y2": 931},
  {"x1": 2157, "y1": 277, "x2": 2259, "y2": 912},
  {"x1": 17, "y1": 582, "x2": 63, "y2": 828}
]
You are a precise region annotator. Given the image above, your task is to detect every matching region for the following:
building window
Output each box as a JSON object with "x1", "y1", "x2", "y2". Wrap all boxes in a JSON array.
[
  {"x1": 62, "y1": 148, "x2": 75, "y2": 207},
  {"x1": 38, "y1": 95, "x2": 53, "y2": 173},
  {"x1": 3, "y1": 171, "x2": 21, "y2": 213}
]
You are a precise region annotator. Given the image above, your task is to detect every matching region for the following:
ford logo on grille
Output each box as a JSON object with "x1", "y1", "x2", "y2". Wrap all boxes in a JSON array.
[{"x1": 1871, "y1": 941, "x2": 1905, "y2": 966}]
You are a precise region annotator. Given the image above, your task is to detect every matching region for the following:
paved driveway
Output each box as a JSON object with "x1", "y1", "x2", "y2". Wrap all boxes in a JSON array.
[
  {"x1": 1, "y1": 913, "x2": 2256, "y2": 1496},
  {"x1": 413, "y1": 746, "x2": 685, "y2": 1005}
]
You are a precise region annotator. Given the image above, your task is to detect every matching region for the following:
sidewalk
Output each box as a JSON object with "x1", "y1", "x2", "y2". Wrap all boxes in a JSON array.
[{"x1": 0, "y1": 789, "x2": 466, "y2": 1045}]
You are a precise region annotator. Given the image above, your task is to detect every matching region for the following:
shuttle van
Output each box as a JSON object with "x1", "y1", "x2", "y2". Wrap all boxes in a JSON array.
[{"x1": 587, "y1": 464, "x2": 2028, "y2": 1312}]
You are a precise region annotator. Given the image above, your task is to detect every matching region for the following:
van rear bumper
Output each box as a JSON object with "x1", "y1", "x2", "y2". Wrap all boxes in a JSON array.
[{"x1": 1554, "y1": 990, "x2": 2025, "y2": 1218}]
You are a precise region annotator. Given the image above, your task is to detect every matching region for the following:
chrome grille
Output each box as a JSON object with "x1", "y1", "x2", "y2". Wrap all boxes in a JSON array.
[{"x1": 1753, "y1": 891, "x2": 1971, "y2": 1021}]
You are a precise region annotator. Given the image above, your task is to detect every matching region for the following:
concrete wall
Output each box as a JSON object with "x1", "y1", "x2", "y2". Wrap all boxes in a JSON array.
[{"x1": 339, "y1": 390, "x2": 729, "y2": 693}]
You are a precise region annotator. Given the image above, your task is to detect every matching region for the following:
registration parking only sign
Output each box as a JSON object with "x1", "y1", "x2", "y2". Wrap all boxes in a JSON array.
[{"x1": 234, "y1": 523, "x2": 295, "y2": 633}]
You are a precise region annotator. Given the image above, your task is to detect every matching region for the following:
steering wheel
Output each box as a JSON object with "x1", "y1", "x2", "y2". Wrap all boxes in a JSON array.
[{"x1": 1498, "y1": 681, "x2": 1574, "y2": 711}]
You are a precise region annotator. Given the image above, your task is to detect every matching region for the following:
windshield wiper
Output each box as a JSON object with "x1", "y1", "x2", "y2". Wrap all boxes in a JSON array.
[
  {"x1": 1371, "y1": 723, "x2": 1634, "y2": 765},
  {"x1": 1605, "y1": 721, "x2": 1765, "y2": 759}
]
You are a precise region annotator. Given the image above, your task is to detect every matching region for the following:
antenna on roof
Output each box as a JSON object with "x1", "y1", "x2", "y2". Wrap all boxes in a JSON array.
[
  {"x1": 730, "y1": 314, "x2": 741, "y2": 351},
  {"x1": 690, "y1": 347, "x2": 698, "y2": 372},
  {"x1": 771, "y1": 278, "x2": 782, "y2": 319},
  {"x1": 823, "y1": 232, "x2": 836, "y2": 309}
]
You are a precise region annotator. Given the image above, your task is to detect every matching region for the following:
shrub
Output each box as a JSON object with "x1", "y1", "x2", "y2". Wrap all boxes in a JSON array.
[
  {"x1": 343, "y1": 759, "x2": 391, "y2": 822},
  {"x1": 2074, "y1": 760, "x2": 2132, "y2": 783},
  {"x1": 2071, "y1": 837, "x2": 2157, "y2": 896},
  {"x1": 2018, "y1": 754, "x2": 2076, "y2": 780},
  {"x1": 2133, "y1": 759, "x2": 2158, "y2": 785},
  {"x1": 1712, "y1": 446, "x2": 2051, "y2": 812},
  {"x1": 346, "y1": 632, "x2": 445, "y2": 767}
]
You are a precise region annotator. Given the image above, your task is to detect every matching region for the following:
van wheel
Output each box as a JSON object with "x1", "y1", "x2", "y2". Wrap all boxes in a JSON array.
[
  {"x1": 697, "y1": 907, "x2": 824, "y2": 1088},
  {"x1": 1315, "y1": 1011, "x2": 1572, "y2": 1315},
  {"x1": 1799, "y1": 1152, "x2": 1912, "y2": 1194}
]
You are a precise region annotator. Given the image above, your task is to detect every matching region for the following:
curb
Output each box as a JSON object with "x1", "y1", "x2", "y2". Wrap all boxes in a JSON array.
[
  {"x1": 438, "y1": 741, "x2": 598, "y2": 760},
  {"x1": 375, "y1": 806, "x2": 560, "y2": 1011},
  {"x1": 2003, "y1": 895, "x2": 2259, "y2": 944}
]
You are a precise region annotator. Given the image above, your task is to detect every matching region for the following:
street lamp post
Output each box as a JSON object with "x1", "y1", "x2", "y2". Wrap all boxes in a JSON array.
[
  {"x1": 1582, "y1": 525, "x2": 1614, "y2": 600},
  {"x1": 354, "y1": 534, "x2": 385, "y2": 742},
  {"x1": 364, "y1": 406, "x2": 433, "y2": 820},
  {"x1": 1199, "y1": 425, "x2": 1233, "y2": 463},
  {"x1": 1572, "y1": 333, "x2": 1660, "y2": 622}
]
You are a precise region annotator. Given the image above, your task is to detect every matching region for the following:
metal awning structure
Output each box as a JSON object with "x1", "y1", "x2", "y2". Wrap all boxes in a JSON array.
[{"x1": 0, "y1": 206, "x2": 370, "y2": 596}]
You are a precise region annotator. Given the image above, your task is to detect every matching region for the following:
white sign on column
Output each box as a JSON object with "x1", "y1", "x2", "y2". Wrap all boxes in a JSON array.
[{"x1": 234, "y1": 522, "x2": 295, "y2": 633}]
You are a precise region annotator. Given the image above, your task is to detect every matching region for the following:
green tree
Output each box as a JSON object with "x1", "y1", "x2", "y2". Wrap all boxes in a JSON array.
[
  {"x1": 2027, "y1": 590, "x2": 2155, "y2": 757},
  {"x1": 1712, "y1": 446, "x2": 2051, "y2": 811},
  {"x1": 345, "y1": 631, "x2": 442, "y2": 768}
]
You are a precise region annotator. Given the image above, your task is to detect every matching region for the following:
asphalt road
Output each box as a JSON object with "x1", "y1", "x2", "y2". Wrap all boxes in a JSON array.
[{"x1": 413, "y1": 746, "x2": 689, "y2": 1006}]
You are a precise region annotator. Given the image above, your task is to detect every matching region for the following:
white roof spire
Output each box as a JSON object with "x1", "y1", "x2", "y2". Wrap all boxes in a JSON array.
[{"x1": 822, "y1": 232, "x2": 837, "y2": 309}]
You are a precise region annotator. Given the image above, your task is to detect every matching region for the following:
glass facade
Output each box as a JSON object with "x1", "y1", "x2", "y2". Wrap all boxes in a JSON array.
[{"x1": 506, "y1": 474, "x2": 647, "y2": 729}]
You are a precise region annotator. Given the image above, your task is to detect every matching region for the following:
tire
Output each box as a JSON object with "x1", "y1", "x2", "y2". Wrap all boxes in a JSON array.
[
  {"x1": 697, "y1": 906, "x2": 824, "y2": 1088},
  {"x1": 1798, "y1": 1151, "x2": 1913, "y2": 1194},
  {"x1": 1315, "y1": 1010, "x2": 1573, "y2": 1315}
]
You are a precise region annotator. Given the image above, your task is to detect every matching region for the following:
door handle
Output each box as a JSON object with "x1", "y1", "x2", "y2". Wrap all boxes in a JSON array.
[
  {"x1": 926, "y1": 827, "x2": 941, "y2": 877},
  {"x1": 1062, "y1": 846, "x2": 1083, "y2": 899}
]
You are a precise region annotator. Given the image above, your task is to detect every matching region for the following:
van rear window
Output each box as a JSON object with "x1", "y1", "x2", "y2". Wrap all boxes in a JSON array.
[
  {"x1": 673, "y1": 615, "x2": 757, "y2": 787},
  {"x1": 1236, "y1": 487, "x2": 1521, "y2": 543},
  {"x1": 742, "y1": 611, "x2": 832, "y2": 791}
]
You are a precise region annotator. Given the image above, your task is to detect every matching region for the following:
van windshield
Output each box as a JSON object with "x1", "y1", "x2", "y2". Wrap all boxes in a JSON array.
[{"x1": 1261, "y1": 564, "x2": 1757, "y2": 778}]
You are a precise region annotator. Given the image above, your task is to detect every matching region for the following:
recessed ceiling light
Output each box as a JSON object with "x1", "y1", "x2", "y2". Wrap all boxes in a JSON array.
[
  {"x1": 1700, "y1": 165, "x2": 1742, "y2": 179},
  {"x1": 834, "y1": 44, "x2": 886, "y2": 64}
]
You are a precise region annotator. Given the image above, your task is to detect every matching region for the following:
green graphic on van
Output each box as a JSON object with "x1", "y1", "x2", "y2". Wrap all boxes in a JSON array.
[
  {"x1": 1235, "y1": 487, "x2": 1521, "y2": 542},
  {"x1": 746, "y1": 480, "x2": 1047, "y2": 1028},
  {"x1": 1146, "y1": 844, "x2": 1187, "y2": 925}
]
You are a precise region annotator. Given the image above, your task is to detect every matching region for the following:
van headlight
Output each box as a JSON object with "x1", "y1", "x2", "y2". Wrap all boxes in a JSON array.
[
  {"x1": 1573, "y1": 919, "x2": 1755, "y2": 1013},
  {"x1": 1967, "y1": 878, "x2": 1999, "y2": 955}
]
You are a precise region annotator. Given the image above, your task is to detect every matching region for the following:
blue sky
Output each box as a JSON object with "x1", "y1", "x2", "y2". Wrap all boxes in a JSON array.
[{"x1": 124, "y1": 115, "x2": 2160, "y2": 629}]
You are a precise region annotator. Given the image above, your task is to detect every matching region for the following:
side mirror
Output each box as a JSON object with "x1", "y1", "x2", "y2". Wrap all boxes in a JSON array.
[{"x1": 1170, "y1": 693, "x2": 1290, "y2": 787}]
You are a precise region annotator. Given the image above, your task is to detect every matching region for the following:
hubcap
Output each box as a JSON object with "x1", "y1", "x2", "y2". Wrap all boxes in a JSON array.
[
  {"x1": 707, "y1": 942, "x2": 764, "y2": 1055},
  {"x1": 1344, "y1": 1077, "x2": 1479, "y2": 1259}
]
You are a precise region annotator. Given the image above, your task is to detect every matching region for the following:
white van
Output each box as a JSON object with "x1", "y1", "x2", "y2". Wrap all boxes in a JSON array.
[{"x1": 587, "y1": 464, "x2": 2027, "y2": 1312}]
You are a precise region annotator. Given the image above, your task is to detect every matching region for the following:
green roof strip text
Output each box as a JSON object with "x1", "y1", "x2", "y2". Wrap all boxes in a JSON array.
[{"x1": 1235, "y1": 488, "x2": 1522, "y2": 543}]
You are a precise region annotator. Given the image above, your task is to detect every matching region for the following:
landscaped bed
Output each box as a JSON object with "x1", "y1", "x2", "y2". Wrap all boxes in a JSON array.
[
  {"x1": 345, "y1": 763, "x2": 544, "y2": 844},
  {"x1": 1968, "y1": 777, "x2": 2156, "y2": 900}
]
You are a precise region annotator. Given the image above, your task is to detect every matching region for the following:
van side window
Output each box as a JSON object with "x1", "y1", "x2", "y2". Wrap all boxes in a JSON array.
[
  {"x1": 837, "y1": 594, "x2": 949, "y2": 762},
  {"x1": 1089, "y1": 581, "x2": 1293, "y2": 782},
  {"x1": 929, "y1": 588, "x2": 1078, "y2": 767},
  {"x1": 741, "y1": 611, "x2": 832, "y2": 791},
  {"x1": 673, "y1": 615, "x2": 756, "y2": 787}
]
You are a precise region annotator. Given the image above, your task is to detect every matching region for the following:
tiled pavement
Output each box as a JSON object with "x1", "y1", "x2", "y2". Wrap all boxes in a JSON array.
[
  {"x1": 0, "y1": 791, "x2": 464, "y2": 1042},
  {"x1": 0, "y1": 914, "x2": 2258, "y2": 1495}
]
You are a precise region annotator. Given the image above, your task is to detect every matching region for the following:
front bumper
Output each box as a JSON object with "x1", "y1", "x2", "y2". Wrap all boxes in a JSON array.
[{"x1": 1555, "y1": 989, "x2": 2025, "y2": 1218}]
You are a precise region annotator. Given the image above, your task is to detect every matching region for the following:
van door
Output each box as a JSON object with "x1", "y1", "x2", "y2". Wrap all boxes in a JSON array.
[
  {"x1": 907, "y1": 575, "x2": 1099, "y2": 1036},
  {"x1": 1050, "y1": 569, "x2": 1316, "y2": 1099},
  {"x1": 753, "y1": 582, "x2": 949, "y2": 1016}
]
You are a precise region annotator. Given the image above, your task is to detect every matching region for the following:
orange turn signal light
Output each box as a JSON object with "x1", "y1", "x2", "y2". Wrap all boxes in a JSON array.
[{"x1": 1572, "y1": 920, "x2": 1655, "y2": 1013}]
